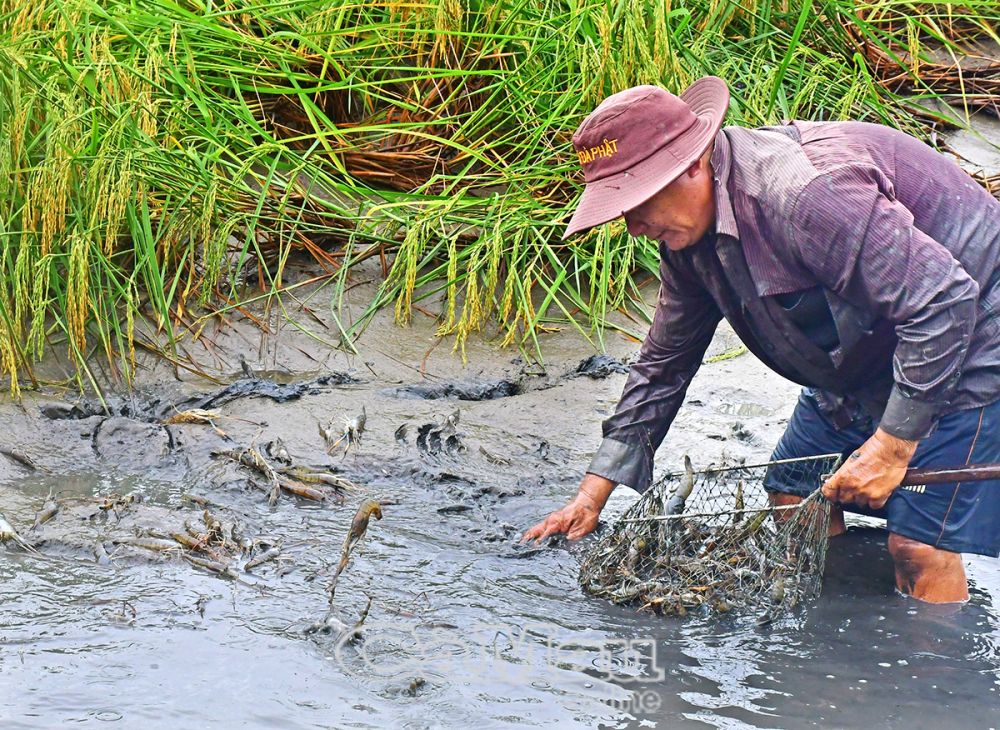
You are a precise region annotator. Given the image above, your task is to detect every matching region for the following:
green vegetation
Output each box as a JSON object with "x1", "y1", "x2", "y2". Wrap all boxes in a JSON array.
[
  {"x1": 1, "y1": 0, "x2": 997, "y2": 392},
  {"x1": 705, "y1": 345, "x2": 749, "y2": 364}
]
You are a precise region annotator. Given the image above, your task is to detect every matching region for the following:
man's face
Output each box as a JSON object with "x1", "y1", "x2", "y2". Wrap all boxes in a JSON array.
[{"x1": 622, "y1": 154, "x2": 716, "y2": 252}]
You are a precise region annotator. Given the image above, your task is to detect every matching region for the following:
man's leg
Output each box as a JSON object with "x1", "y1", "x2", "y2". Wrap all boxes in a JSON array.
[
  {"x1": 887, "y1": 533, "x2": 967, "y2": 603},
  {"x1": 885, "y1": 400, "x2": 1000, "y2": 603},
  {"x1": 764, "y1": 389, "x2": 873, "y2": 537},
  {"x1": 769, "y1": 490, "x2": 845, "y2": 536}
]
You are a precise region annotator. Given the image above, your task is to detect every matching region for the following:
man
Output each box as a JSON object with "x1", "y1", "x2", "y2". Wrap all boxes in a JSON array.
[{"x1": 522, "y1": 77, "x2": 1000, "y2": 603}]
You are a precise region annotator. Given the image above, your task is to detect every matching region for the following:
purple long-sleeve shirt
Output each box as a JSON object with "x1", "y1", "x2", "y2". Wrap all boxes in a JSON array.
[{"x1": 588, "y1": 121, "x2": 1000, "y2": 493}]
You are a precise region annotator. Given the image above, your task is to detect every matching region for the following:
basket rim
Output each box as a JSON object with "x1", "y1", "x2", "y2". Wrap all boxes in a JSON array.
[{"x1": 656, "y1": 451, "x2": 844, "y2": 481}]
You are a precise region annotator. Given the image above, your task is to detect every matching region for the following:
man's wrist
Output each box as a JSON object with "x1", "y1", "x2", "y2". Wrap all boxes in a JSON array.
[
  {"x1": 873, "y1": 427, "x2": 918, "y2": 464},
  {"x1": 578, "y1": 474, "x2": 616, "y2": 510}
]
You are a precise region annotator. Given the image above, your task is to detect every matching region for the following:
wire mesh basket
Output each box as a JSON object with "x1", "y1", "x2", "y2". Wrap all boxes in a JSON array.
[{"x1": 579, "y1": 453, "x2": 843, "y2": 617}]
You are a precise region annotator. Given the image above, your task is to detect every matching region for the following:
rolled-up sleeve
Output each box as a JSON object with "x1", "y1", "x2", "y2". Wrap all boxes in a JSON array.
[
  {"x1": 788, "y1": 167, "x2": 980, "y2": 440},
  {"x1": 587, "y1": 253, "x2": 721, "y2": 491}
]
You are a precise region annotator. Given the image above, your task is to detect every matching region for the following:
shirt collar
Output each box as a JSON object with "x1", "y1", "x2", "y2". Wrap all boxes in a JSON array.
[{"x1": 710, "y1": 130, "x2": 740, "y2": 240}]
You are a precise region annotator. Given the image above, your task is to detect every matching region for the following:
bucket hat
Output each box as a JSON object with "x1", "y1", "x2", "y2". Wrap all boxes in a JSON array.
[{"x1": 562, "y1": 77, "x2": 730, "y2": 239}]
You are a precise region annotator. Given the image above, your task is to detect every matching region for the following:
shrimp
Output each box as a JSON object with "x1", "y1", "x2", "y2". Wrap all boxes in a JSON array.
[
  {"x1": 0, "y1": 513, "x2": 36, "y2": 552},
  {"x1": 328, "y1": 500, "x2": 382, "y2": 601},
  {"x1": 32, "y1": 496, "x2": 59, "y2": 529},
  {"x1": 321, "y1": 407, "x2": 367, "y2": 456}
]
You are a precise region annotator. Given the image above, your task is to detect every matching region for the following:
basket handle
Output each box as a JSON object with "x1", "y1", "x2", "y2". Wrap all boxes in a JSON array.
[{"x1": 901, "y1": 463, "x2": 1000, "y2": 486}]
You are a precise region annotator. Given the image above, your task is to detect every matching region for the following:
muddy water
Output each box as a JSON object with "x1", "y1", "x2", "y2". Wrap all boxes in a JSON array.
[{"x1": 1, "y1": 295, "x2": 999, "y2": 728}]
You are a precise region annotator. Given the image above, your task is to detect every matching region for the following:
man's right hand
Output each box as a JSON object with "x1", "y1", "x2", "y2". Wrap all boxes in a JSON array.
[{"x1": 520, "y1": 474, "x2": 615, "y2": 543}]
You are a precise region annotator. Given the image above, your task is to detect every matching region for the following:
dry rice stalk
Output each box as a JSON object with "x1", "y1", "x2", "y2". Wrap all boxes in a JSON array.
[{"x1": 843, "y1": 5, "x2": 1000, "y2": 102}]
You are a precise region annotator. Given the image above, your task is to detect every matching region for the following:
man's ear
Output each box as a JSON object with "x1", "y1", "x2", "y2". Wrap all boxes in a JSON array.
[{"x1": 686, "y1": 144, "x2": 714, "y2": 178}]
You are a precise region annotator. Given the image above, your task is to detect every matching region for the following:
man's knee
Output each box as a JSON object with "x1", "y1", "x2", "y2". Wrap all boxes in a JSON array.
[
  {"x1": 768, "y1": 491, "x2": 802, "y2": 508},
  {"x1": 767, "y1": 492, "x2": 845, "y2": 536},
  {"x1": 887, "y1": 532, "x2": 968, "y2": 603},
  {"x1": 888, "y1": 532, "x2": 953, "y2": 571}
]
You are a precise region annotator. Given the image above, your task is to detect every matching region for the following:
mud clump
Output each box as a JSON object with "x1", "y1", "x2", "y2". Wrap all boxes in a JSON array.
[
  {"x1": 395, "y1": 409, "x2": 466, "y2": 456},
  {"x1": 730, "y1": 421, "x2": 757, "y2": 444},
  {"x1": 92, "y1": 417, "x2": 172, "y2": 468},
  {"x1": 416, "y1": 423, "x2": 465, "y2": 456},
  {"x1": 437, "y1": 504, "x2": 472, "y2": 515},
  {"x1": 38, "y1": 372, "x2": 361, "y2": 423},
  {"x1": 568, "y1": 355, "x2": 629, "y2": 379},
  {"x1": 38, "y1": 402, "x2": 97, "y2": 420},
  {"x1": 389, "y1": 379, "x2": 521, "y2": 401},
  {"x1": 385, "y1": 357, "x2": 628, "y2": 403},
  {"x1": 180, "y1": 372, "x2": 360, "y2": 410}
]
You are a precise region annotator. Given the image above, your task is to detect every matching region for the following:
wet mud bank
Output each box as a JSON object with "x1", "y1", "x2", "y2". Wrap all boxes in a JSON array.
[{"x1": 1, "y1": 268, "x2": 999, "y2": 728}]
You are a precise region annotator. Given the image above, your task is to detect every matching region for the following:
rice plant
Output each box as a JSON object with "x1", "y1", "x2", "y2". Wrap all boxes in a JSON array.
[{"x1": 0, "y1": 0, "x2": 996, "y2": 392}]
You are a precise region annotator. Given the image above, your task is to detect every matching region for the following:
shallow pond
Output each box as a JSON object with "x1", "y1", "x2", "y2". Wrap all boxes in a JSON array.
[{"x1": 1, "y1": 322, "x2": 997, "y2": 729}]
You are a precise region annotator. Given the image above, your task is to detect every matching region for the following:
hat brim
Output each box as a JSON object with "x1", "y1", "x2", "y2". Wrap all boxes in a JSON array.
[{"x1": 561, "y1": 76, "x2": 730, "y2": 240}]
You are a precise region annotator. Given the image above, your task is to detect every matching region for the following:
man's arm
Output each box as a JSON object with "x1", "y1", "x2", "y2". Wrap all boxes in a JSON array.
[
  {"x1": 587, "y1": 253, "x2": 723, "y2": 492},
  {"x1": 787, "y1": 166, "x2": 980, "y2": 507},
  {"x1": 789, "y1": 166, "x2": 979, "y2": 439},
  {"x1": 522, "y1": 252, "x2": 721, "y2": 542}
]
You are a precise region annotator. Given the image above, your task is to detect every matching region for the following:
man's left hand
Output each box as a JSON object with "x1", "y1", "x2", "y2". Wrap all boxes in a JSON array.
[{"x1": 821, "y1": 428, "x2": 918, "y2": 510}]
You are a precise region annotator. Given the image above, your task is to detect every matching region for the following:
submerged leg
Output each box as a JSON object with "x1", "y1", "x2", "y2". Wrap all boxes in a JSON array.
[
  {"x1": 768, "y1": 491, "x2": 845, "y2": 537},
  {"x1": 763, "y1": 389, "x2": 869, "y2": 540},
  {"x1": 888, "y1": 532, "x2": 968, "y2": 603}
]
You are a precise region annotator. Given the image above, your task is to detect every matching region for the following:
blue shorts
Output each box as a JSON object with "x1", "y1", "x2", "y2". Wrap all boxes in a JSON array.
[{"x1": 764, "y1": 388, "x2": 1000, "y2": 557}]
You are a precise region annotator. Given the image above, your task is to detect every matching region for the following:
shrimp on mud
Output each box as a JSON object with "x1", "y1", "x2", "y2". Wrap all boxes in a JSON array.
[
  {"x1": 31, "y1": 492, "x2": 60, "y2": 530},
  {"x1": 162, "y1": 408, "x2": 227, "y2": 438},
  {"x1": 320, "y1": 407, "x2": 367, "y2": 456},
  {"x1": 0, "y1": 513, "x2": 37, "y2": 552},
  {"x1": 328, "y1": 500, "x2": 382, "y2": 601},
  {"x1": 244, "y1": 545, "x2": 282, "y2": 571},
  {"x1": 264, "y1": 437, "x2": 292, "y2": 465},
  {"x1": 218, "y1": 446, "x2": 282, "y2": 506},
  {"x1": 115, "y1": 536, "x2": 183, "y2": 553},
  {"x1": 94, "y1": 541, "x2": 112, "y2": 566},
  {"x1": 305, "y1": 596, "x2": 372, "y2": 643},
  {"x1": 274, "y1": 466, "x2": 356, "y2": 503}
]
